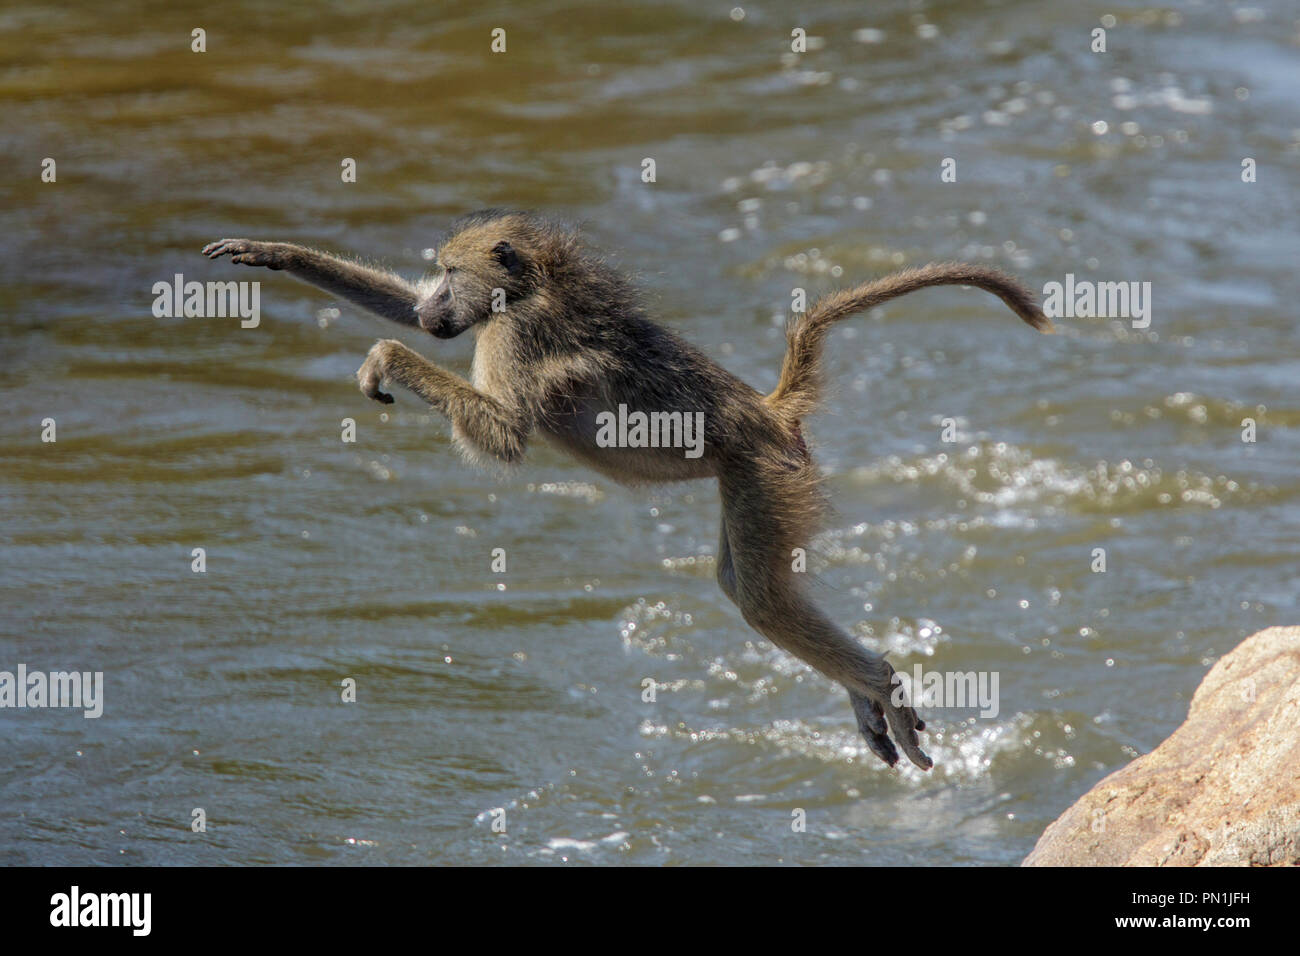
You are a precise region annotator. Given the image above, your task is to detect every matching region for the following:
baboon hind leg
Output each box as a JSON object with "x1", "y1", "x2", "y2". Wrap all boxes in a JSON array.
[
  {"x1": 716, "y1": 471, "x2": 931, "y2": 769},
  {"x1": 715, "y1": 516, "x2": 738, "y2": 603}
]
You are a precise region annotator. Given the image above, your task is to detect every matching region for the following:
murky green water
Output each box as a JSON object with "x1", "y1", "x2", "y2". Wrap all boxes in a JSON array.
[{"x1": 1, "y1": 0, "x2": 1297, "y2": 865}]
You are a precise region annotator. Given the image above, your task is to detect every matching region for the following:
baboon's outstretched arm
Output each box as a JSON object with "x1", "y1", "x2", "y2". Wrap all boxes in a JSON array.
[
  {"x1": 356, "y1": 339, "x2": 531, "y2": 464},
  {"x1": 203, "y1": 239, "x2": 421, "y2": 326}
]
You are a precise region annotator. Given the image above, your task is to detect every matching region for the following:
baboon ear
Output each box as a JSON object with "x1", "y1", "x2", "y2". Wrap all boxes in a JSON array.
[{"x1": 492, "y1": 240, "x2": 524, "y2": 277}]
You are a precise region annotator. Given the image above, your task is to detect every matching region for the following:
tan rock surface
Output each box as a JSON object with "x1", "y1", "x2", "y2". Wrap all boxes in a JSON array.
[{"x1": 1024, "y1": 626, "x2": 1300, "y2": 866}]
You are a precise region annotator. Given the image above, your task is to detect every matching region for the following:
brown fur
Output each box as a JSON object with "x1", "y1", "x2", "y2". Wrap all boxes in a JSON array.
[{"x1": 203, "y1": 211, "x2": 1054, "y2": 770}]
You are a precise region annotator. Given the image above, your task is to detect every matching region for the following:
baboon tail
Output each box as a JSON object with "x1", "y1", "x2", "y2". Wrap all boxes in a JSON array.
[{"x1": 765, "y1": 262, "x2": 1054, "y2": 418}]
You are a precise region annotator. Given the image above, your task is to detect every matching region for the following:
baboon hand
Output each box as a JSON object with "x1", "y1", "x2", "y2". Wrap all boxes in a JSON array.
[
  {"x1": 202, "y1": 239, "x2": 292, "y2": 270},
  {"x1": 850, "y1": 680, "x2": 932, "y2": 771},
  {"x1": 356, "y1": 339, "x2": 399, "y2": 404}
]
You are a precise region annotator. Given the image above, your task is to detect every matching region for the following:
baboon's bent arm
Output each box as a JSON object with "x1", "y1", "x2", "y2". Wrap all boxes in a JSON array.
[
  {"x1": 357, "y1": 339, "x2": 531, "y2": 463},
  {"x1": 203, "y1": 239, "x2": 422, "y2": 326}
]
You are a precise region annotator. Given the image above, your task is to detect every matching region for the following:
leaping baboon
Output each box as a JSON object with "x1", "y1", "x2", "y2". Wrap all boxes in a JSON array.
[{"x1": 203, "y1": 210, "x2": 1053, "y2": 770}]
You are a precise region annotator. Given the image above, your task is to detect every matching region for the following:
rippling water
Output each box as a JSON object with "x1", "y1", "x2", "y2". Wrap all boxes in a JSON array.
[{"x1": 1, "y1": 0, "x2": 1297, "y2": 865}]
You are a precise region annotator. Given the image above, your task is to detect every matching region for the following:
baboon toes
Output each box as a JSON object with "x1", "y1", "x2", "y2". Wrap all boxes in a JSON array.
[{"x1": 850, "y1": 689, "x2": 932, "y2": 771}]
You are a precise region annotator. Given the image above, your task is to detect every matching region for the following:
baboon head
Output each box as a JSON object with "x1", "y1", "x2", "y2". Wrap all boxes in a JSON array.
[{"x1": 416, "y1": 210, "x2": 537, "y2": 338}]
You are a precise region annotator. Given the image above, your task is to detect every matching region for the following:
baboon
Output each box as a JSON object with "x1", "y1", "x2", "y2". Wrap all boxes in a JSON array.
[{"x1": 203, "y1": 210, "x2": 1053, "y2": 770}]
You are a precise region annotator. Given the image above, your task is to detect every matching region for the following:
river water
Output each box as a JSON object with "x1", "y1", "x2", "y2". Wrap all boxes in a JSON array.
[{"x1": 1, "y1": 0, "x2": 1297, "y2": 865}]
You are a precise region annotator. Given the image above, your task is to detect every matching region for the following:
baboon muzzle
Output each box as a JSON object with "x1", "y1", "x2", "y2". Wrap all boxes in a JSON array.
[
  {"x1": 420, "y1": 313, "x2": 467, "y2": 338},
  {"x1": 415, "y1": 301, "x2": 471, "y2": 338}
]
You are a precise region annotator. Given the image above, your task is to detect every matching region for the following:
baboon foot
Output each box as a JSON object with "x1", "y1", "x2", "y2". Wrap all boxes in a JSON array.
[{"x1": 849, "y1": 686, "x2": 931, "y2": 771}]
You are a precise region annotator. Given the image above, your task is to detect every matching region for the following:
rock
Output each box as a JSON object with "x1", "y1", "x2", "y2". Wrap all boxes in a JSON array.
[{"x1": 1024, "y1": 626, "x2": 1300, "y2": 867}]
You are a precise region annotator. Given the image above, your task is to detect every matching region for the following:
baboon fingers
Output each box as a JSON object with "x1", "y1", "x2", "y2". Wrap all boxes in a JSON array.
[
  {"x1": 231, "y1": 253, "x2": 279, "y2": 270},
  {"x1": 203, "y1": 239, "x2": 285, "y2": 269},
  {"x1": 356, "y1": 346, "x2": 395, "y2": 404},
  {"x1": 202, "y1": 238, "x2": 250, "y2": 258},
  {"x1": 357, "y1": 373, "x2": 394, "y2": 403}
]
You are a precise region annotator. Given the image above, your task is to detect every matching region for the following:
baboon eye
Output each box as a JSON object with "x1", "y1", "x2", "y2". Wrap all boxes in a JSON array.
[{"x1": 492, "y1": 240, "x2": 523, "y2": 276}]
